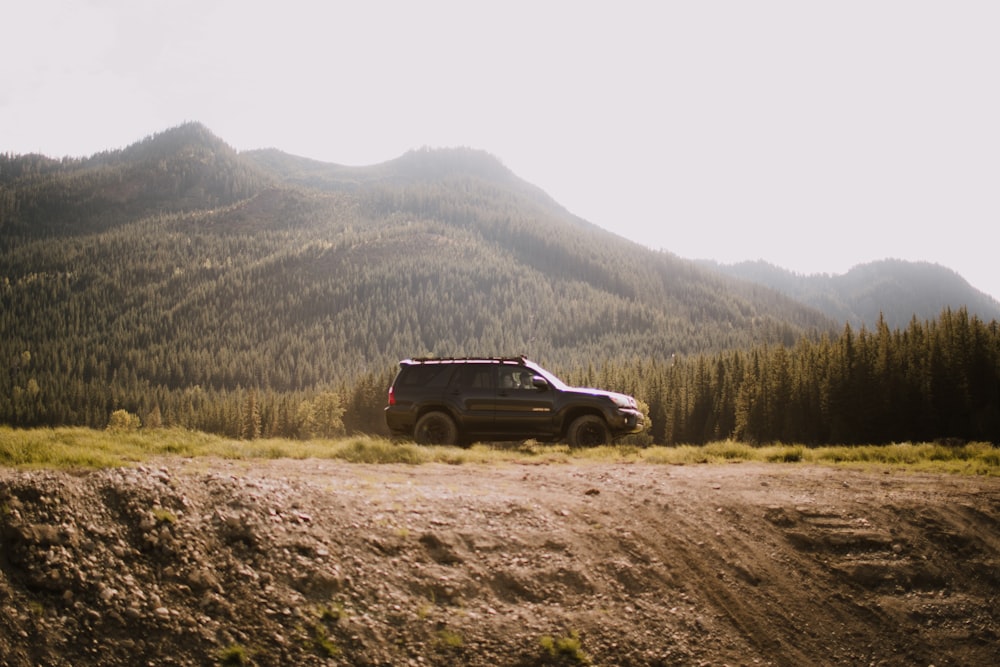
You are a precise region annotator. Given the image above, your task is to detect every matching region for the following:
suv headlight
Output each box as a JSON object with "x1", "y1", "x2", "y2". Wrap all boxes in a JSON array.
[{"x1": 609, "y1": 394, "x2": 636, "y2": 410}]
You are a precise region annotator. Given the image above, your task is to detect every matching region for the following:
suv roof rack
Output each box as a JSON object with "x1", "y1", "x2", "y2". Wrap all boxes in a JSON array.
[{"x1": 406, "y1": 355, "x2": 529, "y2": 364}]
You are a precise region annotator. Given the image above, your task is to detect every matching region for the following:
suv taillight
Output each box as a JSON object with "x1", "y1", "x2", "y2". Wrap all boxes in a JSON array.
[{"x1": 387, "y1": 386, "x2": 396, "y2": 406}]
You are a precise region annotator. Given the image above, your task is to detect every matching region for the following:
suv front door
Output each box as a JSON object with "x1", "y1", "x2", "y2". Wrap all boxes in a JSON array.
[{"x1": 493, "y1": 364, "x2": 557, "y2": 436}]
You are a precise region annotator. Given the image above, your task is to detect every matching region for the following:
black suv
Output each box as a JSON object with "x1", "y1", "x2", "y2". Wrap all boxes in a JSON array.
[{"x1": 385, "y1": 356, "x2": 645, "y2": 446}]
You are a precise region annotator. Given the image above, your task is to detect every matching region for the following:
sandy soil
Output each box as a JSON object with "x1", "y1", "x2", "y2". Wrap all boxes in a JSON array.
[{"x1": 1, "y1": 458, "x2": 998, "y2": 666}]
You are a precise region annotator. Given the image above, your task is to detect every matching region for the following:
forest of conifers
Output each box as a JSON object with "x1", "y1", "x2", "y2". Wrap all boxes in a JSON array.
[
  {"x1": 616, "y1": 308, "x2": 1000, "y2": 445},
  {"x1": 2, "y1": 123, "x2": 998, "y2": 445},
  {"x1": 4, "y1": 305, "x2": 998, "y2": 445}
]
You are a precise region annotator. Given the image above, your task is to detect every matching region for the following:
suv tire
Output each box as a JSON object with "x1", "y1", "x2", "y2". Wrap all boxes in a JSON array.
[
  {"x1": 567, "y1": 414, "x2": 611, "y2": 447},
  {"x1": 414, "y1": 411, "x2": 459, "y2": 446}
]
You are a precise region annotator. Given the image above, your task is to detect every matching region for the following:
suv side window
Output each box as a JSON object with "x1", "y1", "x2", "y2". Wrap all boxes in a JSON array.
[
  {"x1": 500, "y1": 365, "x2": 536, "y2": 390},
  {"x1": 401, "y1": 364, "x2": 455, "y2": 388},
  {"x1": 454, "y1": 364, "x2": 496, "y2": 390}
]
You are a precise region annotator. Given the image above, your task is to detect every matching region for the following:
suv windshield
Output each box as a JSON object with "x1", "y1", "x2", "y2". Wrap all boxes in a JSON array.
[{"x1": 523, "y1": 361, "x2": 568, "y2": 391}]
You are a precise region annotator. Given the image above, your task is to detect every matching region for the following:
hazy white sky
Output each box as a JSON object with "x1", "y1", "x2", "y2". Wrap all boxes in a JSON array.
[{"x1": 4, "y1": 1, "x2": 999, "y2": 300}]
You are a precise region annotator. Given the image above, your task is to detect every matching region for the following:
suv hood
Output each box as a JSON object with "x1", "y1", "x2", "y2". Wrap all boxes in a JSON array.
[{"x1": 566, "y1": 386, "x2": 639, "y2": 410}]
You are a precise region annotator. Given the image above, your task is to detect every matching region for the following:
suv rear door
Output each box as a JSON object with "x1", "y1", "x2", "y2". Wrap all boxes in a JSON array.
[{"x1": 449, "y1": 363, "x2": 497, "y2": 435}]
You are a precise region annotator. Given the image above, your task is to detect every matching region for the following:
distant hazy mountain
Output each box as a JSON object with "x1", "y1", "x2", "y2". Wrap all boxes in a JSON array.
[{"x1": 701, "y1": 259, "x2": 1000, "y2": 329}]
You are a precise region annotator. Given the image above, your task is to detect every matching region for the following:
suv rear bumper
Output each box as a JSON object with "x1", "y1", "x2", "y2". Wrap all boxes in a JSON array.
[{"x1": 384, "y1": 406, "x2": 416, "y2": 435}]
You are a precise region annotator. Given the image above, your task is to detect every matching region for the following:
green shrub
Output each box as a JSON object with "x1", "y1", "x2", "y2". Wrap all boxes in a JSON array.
[
  {"x1": 152, "y1": 507, "x2": 177, "y2": 525},
  {"x1": 976, "y1": 444, "x2": 1000, "y2": 467},
  {"x1": 217, "y1": 644, "x2": 251, "y2": 666},
  {"x1": 539, "y1": 630, "x2": 590, "y2": 664},
  {"x1": 764, "y1": 445, "x2": 804, "y2": 462},
  {"x1": 107, "y1": 409, "x2": 141, "y2": 432},
  {"x1": 317, "y1": 602, "x2": 346, "y2": 623},
  {"x1": 436, "y1": 628, "x2": 464, "y2": 648},
  {"x1": 311, "y1": 623, "x2": 339, "y2": 657},
  {"x1": 703, "y1": 440, "x2": 755, "y2": 460},
  {"x1": 332, "y1": 437, "x2": 426, "y2": 464}
]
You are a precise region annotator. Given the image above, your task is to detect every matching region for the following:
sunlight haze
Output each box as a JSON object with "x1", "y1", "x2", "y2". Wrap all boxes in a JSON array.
[{"x1": 4, "y1": 0, "x2": 999, "y2": 301}]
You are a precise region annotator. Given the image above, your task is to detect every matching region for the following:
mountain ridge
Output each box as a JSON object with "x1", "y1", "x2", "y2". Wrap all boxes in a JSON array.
[
  {"x1": 0, "y1": 123, "x2": 269, "y2": 233},
  {"x1": 3, "y1": 123, "x2": 994, "y2": 340},
  {"x1": 239, "y1": 131, "x2": 1000, "y2": 330},
  {"x1": 701, "y1": 258, "x2": 1000, "y2": 329},
  {"x1": 5, "y1": 121, "x2": 992, "y2": 333}
]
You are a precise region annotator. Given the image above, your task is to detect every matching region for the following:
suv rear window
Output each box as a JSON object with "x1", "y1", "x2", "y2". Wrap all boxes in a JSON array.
[
  {"x1": 454, "y1": 364, "x2": 496, "y2": 389},
  {"x1": 399, "y1": 364, "x2": 456, "y2": 388}
]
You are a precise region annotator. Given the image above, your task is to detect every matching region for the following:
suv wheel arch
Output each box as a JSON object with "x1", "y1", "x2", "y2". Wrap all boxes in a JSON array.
[
  {"x1": 414, "y1": 410, "x2": 459, "y2": 446},
  {"x1": 566, "y1": 414, "x2": 611, "y2": 448}
]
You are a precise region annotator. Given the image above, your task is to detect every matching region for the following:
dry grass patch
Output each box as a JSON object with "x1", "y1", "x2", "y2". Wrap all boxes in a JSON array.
[{"x1": 1, "y1": 427, "x2": 997, "y2": 475}]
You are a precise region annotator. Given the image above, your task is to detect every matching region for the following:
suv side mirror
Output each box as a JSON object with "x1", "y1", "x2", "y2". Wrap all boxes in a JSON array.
[{"x1": 531, "y1": 375, "x2": 549, "y2": 391}]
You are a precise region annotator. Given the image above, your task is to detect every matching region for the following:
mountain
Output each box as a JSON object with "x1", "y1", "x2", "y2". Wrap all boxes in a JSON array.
[
  {"x1": 5, "y1": 122, "x2": 1000, "y2": 444},
  {"x1": 0, "y1": 123, "x2": 269, "y2": 233},
  {"x1": 0, "y1": 122, "x2": 841, "y2": 430},
  {"x1": 701, "y1": 259, "x2": 1000, "y2": 329},
  {"x1": 0, "y1": 124, "x2": 834, "y2": 417}
]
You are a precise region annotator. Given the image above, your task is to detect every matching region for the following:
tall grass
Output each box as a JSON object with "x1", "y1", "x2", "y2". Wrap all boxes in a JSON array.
[{"x1": 1, "y1": 427, "x2": 997, "y2": 475}]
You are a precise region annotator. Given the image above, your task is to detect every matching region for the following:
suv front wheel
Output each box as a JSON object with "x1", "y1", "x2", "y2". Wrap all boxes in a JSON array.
[
  {"x1": 567, "y1": 415, "x2": 611, "y2": 447},
  {"x1": 414, "y1": 411, "x2": 459, "y2": 446}
]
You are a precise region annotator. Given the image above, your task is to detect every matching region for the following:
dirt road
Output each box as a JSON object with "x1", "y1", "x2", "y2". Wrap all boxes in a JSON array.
[{"x1": 2, "y1": 458, "x2": 998, "y2": 665}]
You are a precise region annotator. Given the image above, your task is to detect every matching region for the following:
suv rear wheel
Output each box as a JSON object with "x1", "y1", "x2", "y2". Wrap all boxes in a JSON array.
[
  {"x1": 567, "y1": 415, "x2": 611, "y2": 447},
  {"x1": 414, "y1": 411, "x2": 458, "y2": 446}
]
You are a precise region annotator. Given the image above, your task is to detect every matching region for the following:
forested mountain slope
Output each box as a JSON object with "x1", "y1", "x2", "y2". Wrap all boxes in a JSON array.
[
  {"x1": 1, "y1": 124, "x2": 831, "y2": 392},
  {"x1": 703, "y1": 259, "x2": 1000, "y2": 330}
]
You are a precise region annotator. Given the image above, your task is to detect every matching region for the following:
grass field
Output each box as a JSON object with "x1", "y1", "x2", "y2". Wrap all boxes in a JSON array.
[{"x1": 2, "y1": 426, "x2": 998, "y2": 475}]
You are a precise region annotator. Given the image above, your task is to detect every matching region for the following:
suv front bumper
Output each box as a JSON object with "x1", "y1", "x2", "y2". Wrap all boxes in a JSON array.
[{"x1": 610, "y1": 408, "x2": 645, "y2": 435}]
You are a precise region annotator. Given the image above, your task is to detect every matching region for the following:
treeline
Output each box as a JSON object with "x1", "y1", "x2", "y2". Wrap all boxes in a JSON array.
[
  {"x1": 590, "y1": 307, "x2": 998, "y2": 446},
  {"x1": 4, "y1": 307, "x2": 997, "y2": 446},
  {"x1": 4, "y1": 350, "x2": 394, "y2": 440}
]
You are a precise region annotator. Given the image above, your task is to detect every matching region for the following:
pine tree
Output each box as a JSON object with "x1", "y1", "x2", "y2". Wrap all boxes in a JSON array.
[{"x1": 240, "y1": 389, "x2": 261, "y2": 440}]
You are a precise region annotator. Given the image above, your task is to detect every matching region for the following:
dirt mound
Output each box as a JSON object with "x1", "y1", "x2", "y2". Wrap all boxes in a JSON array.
[{"x1": 1, "y1": 459, "x2": 998, "y2": 666}]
